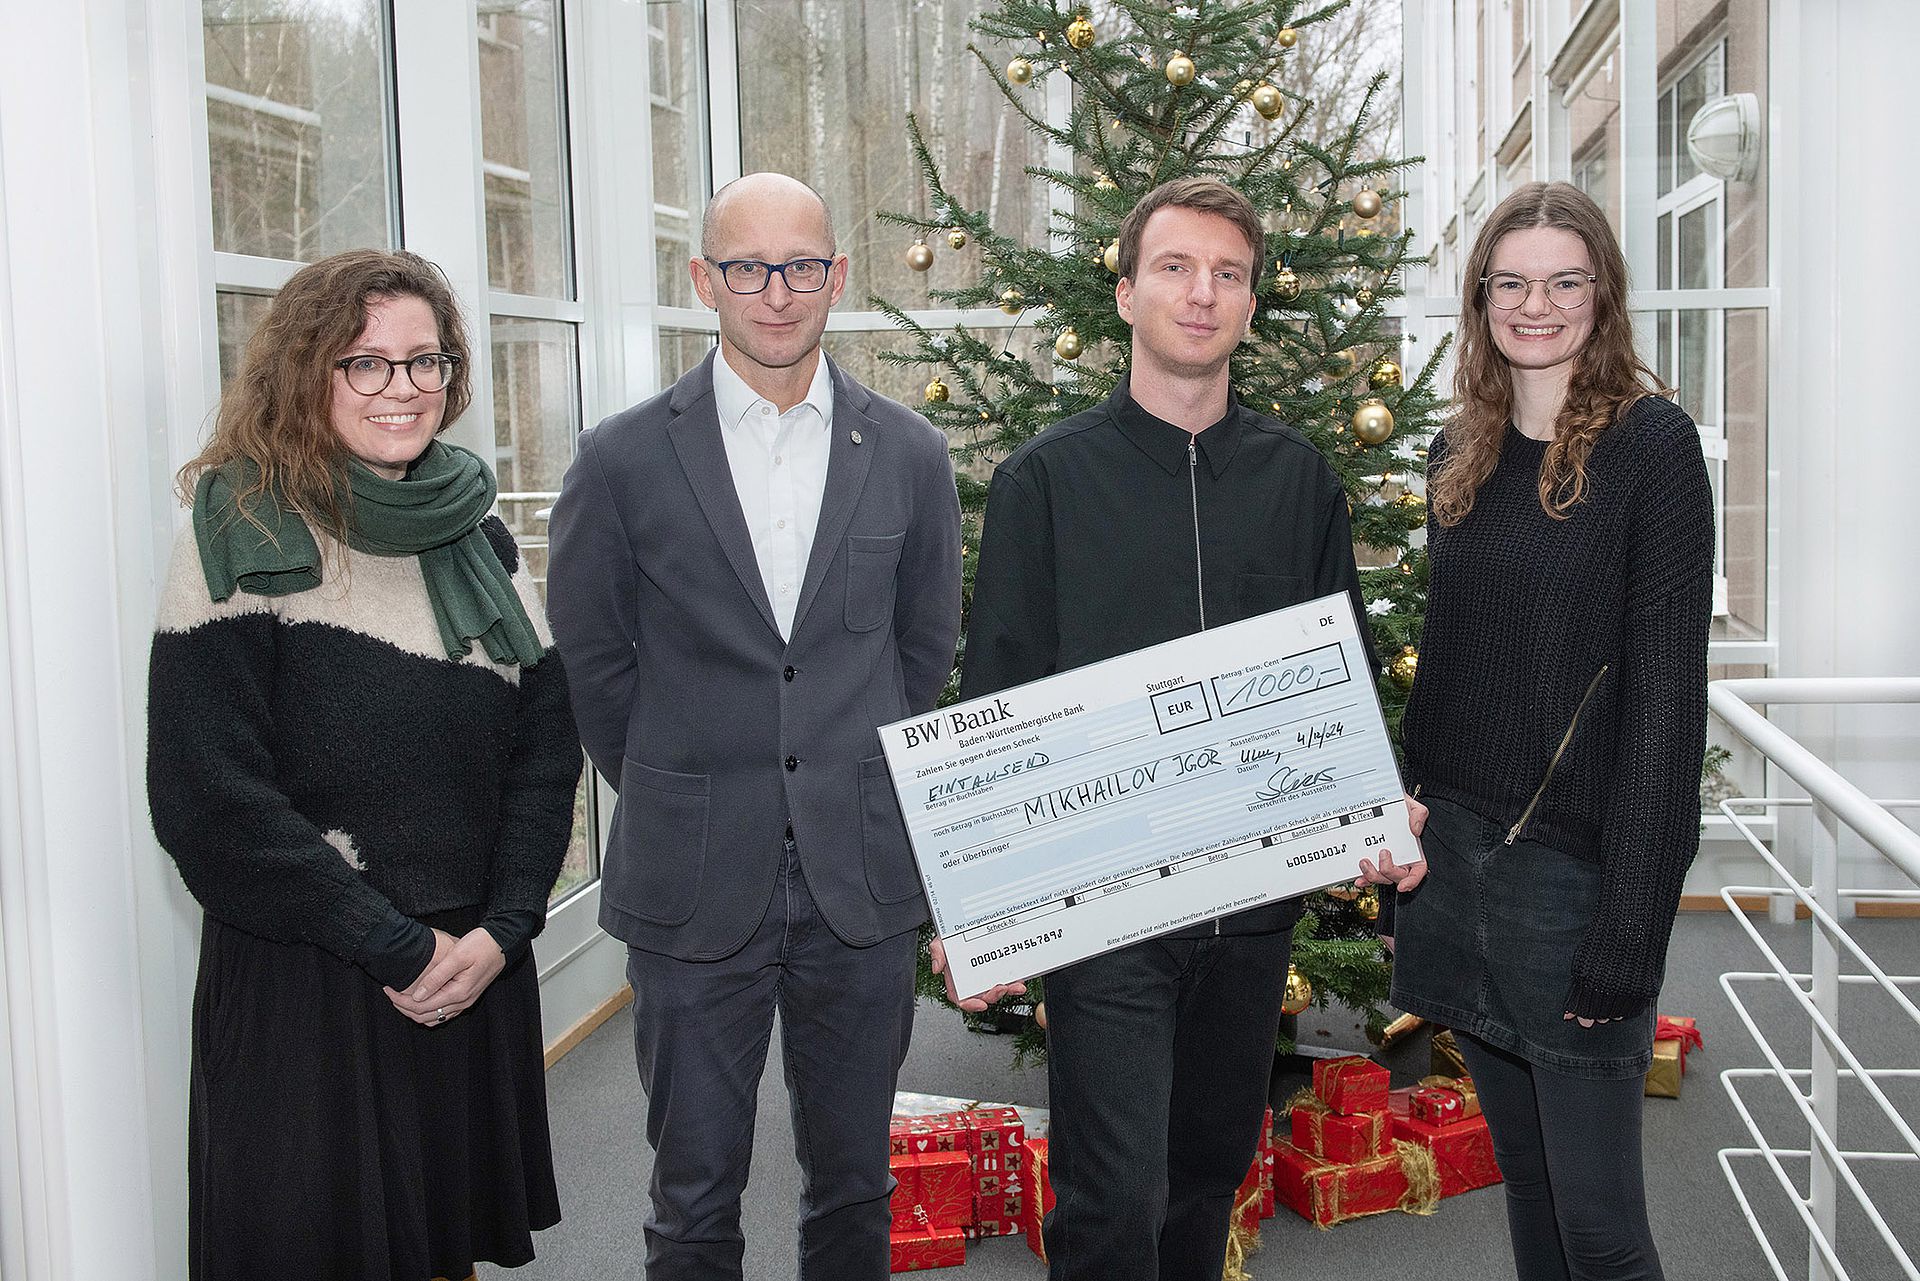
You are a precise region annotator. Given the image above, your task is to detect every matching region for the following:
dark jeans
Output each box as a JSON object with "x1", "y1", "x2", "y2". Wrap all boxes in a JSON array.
[
  {"x1": 626, "y1": 839, "x2": 918, "y2": 1281},
  {"x1": 1042, "y1": 930, "x2": 1291, "y2": 1281},
  {"x1": 1457, "y1": 1031, "x2": 1665, "y2": 1281}
]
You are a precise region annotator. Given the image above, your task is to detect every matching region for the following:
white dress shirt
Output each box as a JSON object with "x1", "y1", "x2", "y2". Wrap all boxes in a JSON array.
[{"x1": 711, "y1": 347, "x2": 835, "y2": 640}]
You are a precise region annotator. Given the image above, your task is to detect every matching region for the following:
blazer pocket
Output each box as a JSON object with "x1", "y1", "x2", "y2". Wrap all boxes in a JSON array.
[
  {"x1": 608, "y1": 758, "x2": 710, "y2": 927},
  {"x1": 845, "y1": 531, "x2": 906, "y2": 633},
  {"x1": 1237, "y1": 571, "x2": 1307, "y2": 616},
  {"x1": 858, "y1": 753, "x2": 923, "y2": 904}
]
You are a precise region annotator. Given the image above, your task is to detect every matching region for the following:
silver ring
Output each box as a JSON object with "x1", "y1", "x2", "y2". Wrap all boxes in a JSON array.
[{"x1": 434, "y1": 1007, "x2": 448, "y2": 1023}]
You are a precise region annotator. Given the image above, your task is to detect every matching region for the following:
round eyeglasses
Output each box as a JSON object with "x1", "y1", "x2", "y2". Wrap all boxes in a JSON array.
[
  {"x1": 333, "y1": 352, "x2": 460, "y2": 396},
  {"x1": 704, "y1": 257, "x2": 834, "y2": 295},
  {"x1": 1479, "y1": 271, "x2": 1596, "y2": 310}
]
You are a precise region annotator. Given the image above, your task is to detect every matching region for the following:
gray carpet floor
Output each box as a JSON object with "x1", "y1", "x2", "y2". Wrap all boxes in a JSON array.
[{"x1": 502, "y1": 913, "x2": 1919, "y2": 1280}]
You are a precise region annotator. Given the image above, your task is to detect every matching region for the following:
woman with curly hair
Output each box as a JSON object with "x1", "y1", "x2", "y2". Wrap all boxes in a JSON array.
[
  {"x1": 148, "y1": 249, "x2": 579, "y2": 1279},
  {"x1": 1360, "y1": 182, "x2": 1713, "y2": 1280}
]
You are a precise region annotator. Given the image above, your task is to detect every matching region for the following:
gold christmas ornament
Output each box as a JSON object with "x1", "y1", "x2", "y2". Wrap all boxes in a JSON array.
[
  {"x1": 905, "y1": 239, "x2": 934, "y2": 272},
  {"x1": 1277, "y1": 27, "x2": 1300, "y2": 49},
  {"x1": 1065, "y1": 13, "x2": 1096, "y2": 49},
  {"x1": 1282, "y1": 965, "x2": 1314, "y2": 1016},
  {"x1": 1251, "y1": 82, "x2": 1284, "y2": 120},
  {"x1": 1165, "y1": 52, "x2": 1196, "y2": 87},
  {"x1": 1054, "y1": 327, "x2": 1085, "y2": 360},
  {"x1": 1357, "y1": 886, "x2": 1380, "y2": 922},
  {"x1": 1395, "y1": 491, "x2": 1426, "y2": 516},
  {"x1": 1356, "y1": 286, "x2": 1375, "y2": 307},
  {"x1": 1104, "y1": 240, "x2": 1120, "y2": 273},
  {"x1": 1034, "y1": 1001, "x2": 1048, "y2": 1030},
  {"x1": 1094, "y1": 172, "x2": 1118, "y2": 191},
  {"x1": 947, "y1": 228, "x2": 969, "y2": 251},
  {"x1": 1351, "y1": 397, "x2": 1395, "y2": 446},
  {"x1": 1389, "y1": 644, "x2": 1419, "y2": 689},
  {"x1": 1006, "y1": 56, "x2": 1034, "y2": 85},
  {"x1": 1233, "y1": 79, "x2": 1254, "y2": 96},
  {"x1": 1274, "y1": 266, "x2": 1301, "y2": 301},
  {"x1": 1352, "y1": 187, "x2": 1384, "y2": 219},
  {"x1": 924, "y1": 377, "x2": 949, "y2": 403},
  {"x1": 1370, "y1": 358, "x2": 1403, "y2": 390},
  {"x1": 998, "y1": 287, "x2": 1025, "y2": 315}
]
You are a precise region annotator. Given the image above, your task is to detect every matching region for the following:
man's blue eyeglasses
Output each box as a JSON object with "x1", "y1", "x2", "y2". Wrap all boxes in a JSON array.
[{"x1": 704, "y1": 257, "x2": 834, "y2": 295}]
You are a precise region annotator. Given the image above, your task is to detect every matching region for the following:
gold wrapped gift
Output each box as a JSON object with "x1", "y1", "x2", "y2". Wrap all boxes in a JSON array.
[
  {"x1": 1644, "y1": 1037, "x2": 1683, "y2": 1098},
  {"x1": 1430, "y1": 1028, "x2": 1468, "y2": 1079}
]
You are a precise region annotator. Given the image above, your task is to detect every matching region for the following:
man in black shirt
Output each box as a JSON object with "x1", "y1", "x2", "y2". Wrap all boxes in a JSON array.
[{"x1": 957, "y1": 177, "x2": 1371, "y2": 1281}]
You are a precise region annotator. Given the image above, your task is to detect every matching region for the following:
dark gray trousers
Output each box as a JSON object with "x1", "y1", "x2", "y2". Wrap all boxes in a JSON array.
[
  {"x1": 1041, "y1": 930, "x2": 1291, "y2": 1281},
  {"x1": 626, "y1": 840, "x2": 918, "y2": 1281},
  {"x1": 1457, "y1": 1031, "x2": 1665, "y2": 1281}
]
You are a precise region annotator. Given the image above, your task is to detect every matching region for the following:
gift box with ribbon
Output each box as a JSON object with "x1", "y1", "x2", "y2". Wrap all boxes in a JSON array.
[
  {"x1": 889, "y1": 1150, "x2": 973, "y2": 1231},
  {"x1": 1646, "y1": 1015, "x2": 1703, "y2": 1099},
  {"x1": 1312, "y1": 1055, "x2": 1391, "y2": 1116},
  {"x1": 888, "y1": 1217, "x2": 965, "y2": 1273},
  {"x1": 1288, "y1": 1088, "x2": 1394, "y2": 1163},
  {"x1": 888, "y1": 1101, "x2": 1030, "y2": 1238},
  {"x1": 1271, "y1": 1137, "x2": 1442, "y2": 1228},
  {"x1": 1389, "y1": 1112, "x2": 1502, "y2": 1197}
]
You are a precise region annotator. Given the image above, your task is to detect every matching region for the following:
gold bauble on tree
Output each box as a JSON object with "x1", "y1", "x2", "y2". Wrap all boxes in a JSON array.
[
  {"x1": 1065, "y1": 13, "x2": 1096, "y2": 49},
  {"x1": 1277, "y1": 26, "x2": 1300, "y2": 48},
  {"x1": 1389, "y1": 645, "x2": 1419, "y2": 689},
  {"x1": 1350, "y1": 397, "x2": 1394, "y2": 446},
  {"x1": 1395, "y1": 490, "x2": 1426, "y2": 516},
  {"x1": 1274, "y1": 267, "x2": 1301, "y2": 301},
  {"x1": 1251, "y1": 82, "x2": 1284, "y2": 120},
  {"x1": 1282, "y1": 965, "x2": 1313, "y2": 1016},
  {"x1": 1034, "y1": 1001, "x2": 1048, "y2": 1030},
  {"x1": 1356, "y1": 286, "x2": 1375, "y2": 307},
  {"x1": 1370, "y1": 358, "x2": 1403, "y2": 390},
  {"x1": 924, "y1": 377, "x2": 949, "y2": 404},
  {"x1": 1165, "y1": 52, "x2": 1196, "y2": 87},
  {"x1": 1357, "y1": 886, "x2": 1380, "y2": 922},
  {"x1": 1006, "y1": 56, "x2": 1034, "y2": 85},
  {"x1": 947, "y1": 228, "x2": 969, "y2": 251},
  {"x1": 1094, "y1": 172, "x2": 1118, "y2": 191},
  {"x1": 1054, "y1": 327, "x2": 1085, "y2": 360},
  {"x1": 1104, "y1": 240, "x2": 1120, "y2": 273},
  {"x1": 998, "y1": 287, "x2": 1025, "y2": 315},
  {"x1": 1352, "y1": 187, "x2": 1384, "y2": 219},
  {"x1": 905, "y1": 239, "x2": 934, "y2": 272}
]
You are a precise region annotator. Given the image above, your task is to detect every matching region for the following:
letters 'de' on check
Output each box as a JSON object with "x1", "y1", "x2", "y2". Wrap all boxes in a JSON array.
[{"x1": 878, "y1": 592, "x2": 1414, "y2": 991}]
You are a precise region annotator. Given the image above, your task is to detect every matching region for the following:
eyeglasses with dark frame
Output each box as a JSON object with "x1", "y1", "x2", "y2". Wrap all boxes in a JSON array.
[
  {"x1": 703, "y1": 257, "x2": 835, "y2": 296},
  {"x1": 333, "y1": 352, "x2": 461, "y2": 396},
  {"x1": 1479, "y1": 271, "x2": 1597, "y2": 311}
]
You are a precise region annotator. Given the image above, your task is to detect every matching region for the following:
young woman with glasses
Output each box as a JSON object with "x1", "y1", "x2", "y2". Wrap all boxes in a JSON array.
[
  {"x1": 1359, "y1": 182, "x2": 1714, "y2": 1280},
  {"x1": 148, "y1": 249, "x2": 580, "y2": 1279}
]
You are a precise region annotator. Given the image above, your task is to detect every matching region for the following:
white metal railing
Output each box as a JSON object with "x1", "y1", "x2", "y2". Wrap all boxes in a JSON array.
[{"x1": 1707, "y1": 677, "x2": 1920, "y2": 1281}]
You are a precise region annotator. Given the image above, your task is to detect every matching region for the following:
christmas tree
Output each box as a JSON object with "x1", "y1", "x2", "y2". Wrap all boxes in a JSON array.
[{"x1": 875, "y1": 0, "x2": 1447, "y2": 1060}]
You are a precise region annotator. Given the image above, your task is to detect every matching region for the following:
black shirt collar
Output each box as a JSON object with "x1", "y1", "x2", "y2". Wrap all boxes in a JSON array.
[{"x1": 1109, "y1": 377, "x2": 1247, "y2": 479}]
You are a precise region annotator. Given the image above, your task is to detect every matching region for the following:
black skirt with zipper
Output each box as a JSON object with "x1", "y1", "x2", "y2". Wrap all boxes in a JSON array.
[{"x1": 1388, "y1": 795, "x2": 1656, "y2": 1078}]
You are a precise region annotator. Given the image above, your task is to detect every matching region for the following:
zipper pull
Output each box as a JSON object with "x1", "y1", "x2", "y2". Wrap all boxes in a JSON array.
[
  {"x1": 1189, "y1": 439, "x2": 1198, "y2": 468},
  {"x1": 1504, "y1": 822, "x2": 1522, "y2": 846}
]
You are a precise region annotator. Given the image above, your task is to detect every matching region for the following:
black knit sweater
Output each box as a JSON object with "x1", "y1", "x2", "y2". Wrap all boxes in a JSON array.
[
  {"x1": 1401, "y1": 396, "x2": 1714, "y2": 1019},
  {"x1": 147, "y1": 516, "x2": 582, "y2": 990}
]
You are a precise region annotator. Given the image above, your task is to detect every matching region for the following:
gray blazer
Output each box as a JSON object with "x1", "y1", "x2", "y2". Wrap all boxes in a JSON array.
[{"x1": 546, "y1": 351, "x2": 962, "y2": 960}]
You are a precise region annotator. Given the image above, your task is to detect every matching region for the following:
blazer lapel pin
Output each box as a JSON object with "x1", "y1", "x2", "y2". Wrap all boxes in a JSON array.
[{"x1": 850, "y1": 429, "x2": 863, "y2": 446}]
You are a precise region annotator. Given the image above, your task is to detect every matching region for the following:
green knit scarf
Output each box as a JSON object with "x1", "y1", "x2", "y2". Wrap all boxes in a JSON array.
[{"x1": 192, "y1": 440, "x2": 545, "y2": 667}]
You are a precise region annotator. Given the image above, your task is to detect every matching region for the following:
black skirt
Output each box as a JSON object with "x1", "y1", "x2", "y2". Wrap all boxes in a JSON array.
[
  {"x1": 1388, "y1": 795, "x2": 1656, "y2": 1080},
  {"x1": 187, "y1": 908, "x2": 561, "y2": 1280}
]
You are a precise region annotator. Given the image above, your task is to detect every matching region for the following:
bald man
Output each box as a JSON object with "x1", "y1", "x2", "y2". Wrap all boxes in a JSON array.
[{"x1": 546, "y1": 173, "x2": 963, "y2": 1279}]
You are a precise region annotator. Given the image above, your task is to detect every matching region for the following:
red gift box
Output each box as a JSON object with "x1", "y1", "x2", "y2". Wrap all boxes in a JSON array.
[
  {"x1": 1390, "y1": 1113, "x2": 1502, "y2": 1197},
  {"x1": 1410, "y1": 1085, "x2": 1465, "y2": 1126},
  {"x1": 1290, "y1": 1095, "x2": 1394, "y2": 1164},
  {"x1": 889, "y1": 1151, "x2": 973, "y2": 1230},
  {"x1": 1021, "y1": 1137, "x2": 1054, "y2": 1261},
  {"x1": 1312, "y1": 1055, "x2": 1391, "y2": 1116},
  {"x1": 889, "y1": 1222, "x2": 965, "y2": 1272},
  {"x1": 1272, "y1": 1139, "x2": 1417, "y2": 1228}
]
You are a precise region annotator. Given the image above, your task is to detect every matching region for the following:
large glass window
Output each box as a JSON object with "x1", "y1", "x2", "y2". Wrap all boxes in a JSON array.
[
  {"x1": 651, "y1": 0, "x2": 708, "y2": 307},
  {"x1": 202, "y1": 0, "x2": 397, "y2": 262},
  {"x1": 480, "y1": 1, "x2": 575, "y2": 299}
]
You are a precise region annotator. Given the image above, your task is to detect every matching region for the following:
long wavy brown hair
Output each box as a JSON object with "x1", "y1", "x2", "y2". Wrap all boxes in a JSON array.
[
  {"x1": 1430, "y1": 182, "x2": 1668, "y2": 526},
  {"x1": 178, "y1": 249, "x2": 472, "y2": 541}
]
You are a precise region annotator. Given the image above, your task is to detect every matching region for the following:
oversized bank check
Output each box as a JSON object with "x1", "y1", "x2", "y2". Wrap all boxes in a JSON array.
[{"x1": 877, "y1": 591, "x2": 1413, "y2": 992}]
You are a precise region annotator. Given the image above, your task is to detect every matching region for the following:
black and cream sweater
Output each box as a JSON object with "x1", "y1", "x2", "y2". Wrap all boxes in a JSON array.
[
  {"x1": 147, "y1": 515, "x2": 582, "y2": 991},
  {"x1": 1401, "y1": 396, "x2": 1714, "y2": 1019}
]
